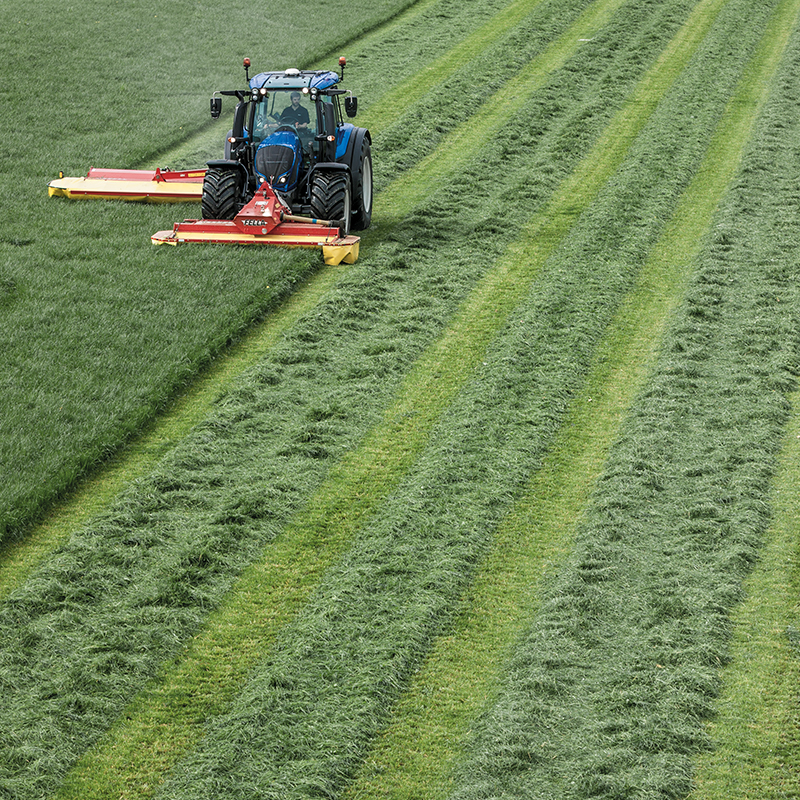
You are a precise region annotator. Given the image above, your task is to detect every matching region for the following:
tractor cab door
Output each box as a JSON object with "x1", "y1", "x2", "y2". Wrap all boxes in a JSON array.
[{"x1": 316, "y1": 97, "x2": 341, "y2": 161}]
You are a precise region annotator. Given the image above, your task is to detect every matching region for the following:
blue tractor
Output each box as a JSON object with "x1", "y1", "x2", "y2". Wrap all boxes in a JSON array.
[{"x1": 205, "y1": 57, "x2": 372, "y2": 234}]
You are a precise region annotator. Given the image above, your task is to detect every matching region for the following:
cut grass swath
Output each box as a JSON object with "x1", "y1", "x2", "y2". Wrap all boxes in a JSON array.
[
  {"x1": 344, "y1": 0, "x2": 799, "y2": 793},
  {"x1": 683, "y1": 12, "x2": 800, "y2": 795},
  {"x1": 441, "y1": 0, "x2": 800, "y2": 795},
  {"x1": 360, "y1": 0, "x2": 552, "y2": 129},
  {"x1": 688, "y1": 394, "x2": 800, "y2": 797},
  {"x1": 376, "y1": 0, "x2": 631, "y2": 217}
]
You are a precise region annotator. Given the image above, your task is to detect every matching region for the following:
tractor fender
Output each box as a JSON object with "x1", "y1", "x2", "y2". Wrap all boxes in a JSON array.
[
  {"x1": 205, "y1": 159, "x2": 251, "y2": 200},
  {"x1": 307, "y1": 161, "x2": 350, "y2": 183},
  {"x1": 206, "y1": 159, "x2": 250, "y2": 181},
  {"x1": 340, "y1": 128, "x2": 372, "y2": 230},
  {"x1": 339, "y1": 127, "x2": 371, "y2": 172}
]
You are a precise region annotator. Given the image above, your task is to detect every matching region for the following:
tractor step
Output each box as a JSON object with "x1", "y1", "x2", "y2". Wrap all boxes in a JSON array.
[{"x1": 48, "y1": 167, "x2": 205, "y2": 202}]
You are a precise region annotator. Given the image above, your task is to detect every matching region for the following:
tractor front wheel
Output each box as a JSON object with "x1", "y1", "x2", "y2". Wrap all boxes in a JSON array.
[
  {"x1": 310, "y1": 171, "x2": 351, "y2": 235},
  {"x1": 202, "y1": 166, "x2": 241, "y2": 220}
]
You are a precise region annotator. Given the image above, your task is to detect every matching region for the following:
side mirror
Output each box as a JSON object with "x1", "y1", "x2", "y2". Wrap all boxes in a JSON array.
[
  {"x1": 210, "y1": 97, "x2": 222, "y2": 119},
  {"x1": 344, "y1": 96, "x2": 358, "y2": 118}
]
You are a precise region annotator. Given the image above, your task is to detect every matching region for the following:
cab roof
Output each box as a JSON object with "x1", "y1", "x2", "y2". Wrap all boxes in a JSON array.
[{"x1": 249, "y1": 69, "x2": 341, "y2": 92}]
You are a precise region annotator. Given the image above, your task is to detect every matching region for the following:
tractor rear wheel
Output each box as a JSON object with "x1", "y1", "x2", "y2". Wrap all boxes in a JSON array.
[
  {"x1": 351, "y1": 139, "x2": 373, "y2": 231},
  {"x1": 310, "y1": 171, "x2": 351, "y2": 235},
  {"x1": 202, "y1": 166, "x2": 240, "y2": 220}
]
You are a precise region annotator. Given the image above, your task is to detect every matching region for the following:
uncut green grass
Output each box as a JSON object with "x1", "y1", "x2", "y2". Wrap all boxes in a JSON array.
[
  {"x1": 0, "y1": 0, "x2": 723, "y2": 796},
  {"x1": 444, "y1": 0, "x2": 800, "y2": 796}
]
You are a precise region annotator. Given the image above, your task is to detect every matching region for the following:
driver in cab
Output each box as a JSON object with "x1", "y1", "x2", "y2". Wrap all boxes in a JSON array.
[{"x1": 281, "y1": 92, "x2": 309, "y2": 129}]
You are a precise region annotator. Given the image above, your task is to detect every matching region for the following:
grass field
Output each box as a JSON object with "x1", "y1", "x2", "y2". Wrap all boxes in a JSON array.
[{"x1": 2, "y1": 0, "x2": 800, "y2": 797}]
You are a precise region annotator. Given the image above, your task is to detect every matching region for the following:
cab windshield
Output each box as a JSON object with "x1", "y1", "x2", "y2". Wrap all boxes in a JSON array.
[{"x1": 253, "y1": 89, "x2": 315, "y2": 143}]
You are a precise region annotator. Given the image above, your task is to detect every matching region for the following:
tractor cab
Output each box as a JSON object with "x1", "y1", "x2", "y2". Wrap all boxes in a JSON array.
[{"x1": 251, "y1": 90, "x2": 316, "y2": 145}]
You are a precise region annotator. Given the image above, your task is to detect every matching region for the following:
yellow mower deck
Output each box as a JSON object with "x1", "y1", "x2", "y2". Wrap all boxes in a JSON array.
[{"x1": 48, "y1": 167, "x2": 205, "y2": 202}]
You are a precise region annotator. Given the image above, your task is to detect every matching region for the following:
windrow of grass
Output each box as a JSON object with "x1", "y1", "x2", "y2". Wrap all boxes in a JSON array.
[
  {"x1": 684, "y1": 19, "x2": 800, "y2": 797},
  {"x1": 689, "y1": 399, "x2": 800, "y2": 800},
  {"x1": 37, "y1": 0, "x2": 793, "y2": 799},
  {"x1": 0, "y1": 0, "x2": 739, "y2": 797},
  {"x1": 442, "y1": 0, "x2": 800, "y2": 796}
]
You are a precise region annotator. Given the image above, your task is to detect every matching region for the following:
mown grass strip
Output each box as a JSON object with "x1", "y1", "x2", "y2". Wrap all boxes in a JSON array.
[
  {"x1": 357, "y1": 0, "x2": 551, "y2": 130},
  {"x1": 344, "y1": 223, "x2": 684, "y2": 800},
  {"x1": 683, "y1": 8, "x2": 800, "y2": 794},
  {"x1": 344, "y1": 0, "x2": 797, "y2": 789},
  {"x1": 52, "y1": 3, "x2": 736, "y2": 797},
  {"x1": 687, "y1": 393, "x2": 800, "y2": 798}
]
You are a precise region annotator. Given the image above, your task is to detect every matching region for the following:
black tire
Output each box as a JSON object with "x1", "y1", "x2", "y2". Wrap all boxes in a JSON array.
[
  {"x1": 310, "y1": 171, "x2": 352, "y2": 235},
  {"x1": 201, "y1": 166, "x2": 241, "y2": 220},
  {"x1": 351, "y1": 139, "x2": 373, "y2": 231}
]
